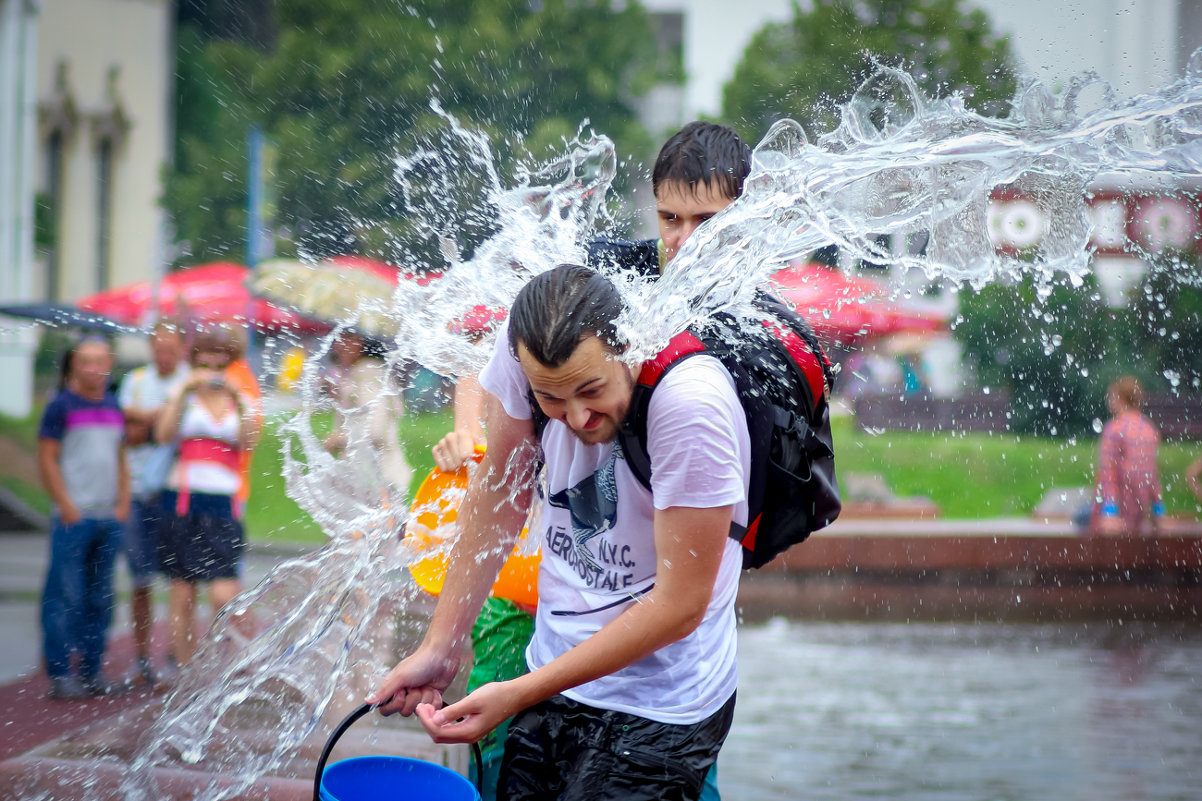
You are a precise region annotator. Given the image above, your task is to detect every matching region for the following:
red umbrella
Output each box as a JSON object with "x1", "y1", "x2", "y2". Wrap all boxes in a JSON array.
[
  {"x1": 770, "y1": 262, "x2": 946, "y2": 344},
  {"x1": 76, "y1": 262, "x2": 328, "y2": 333}
]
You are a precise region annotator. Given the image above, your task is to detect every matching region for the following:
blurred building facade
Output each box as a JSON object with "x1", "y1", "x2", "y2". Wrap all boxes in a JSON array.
[
  {"x1": 639, "y1": 0, "x2": 1198, "y2": 124},
  {"x1": 0, "y1": 0, "x2": 173, "y2": 415}
]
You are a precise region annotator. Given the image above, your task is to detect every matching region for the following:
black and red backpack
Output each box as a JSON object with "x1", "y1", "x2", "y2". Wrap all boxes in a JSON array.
[{"x1": 616, "y1": 292, "x2": 841, "y2": 568}]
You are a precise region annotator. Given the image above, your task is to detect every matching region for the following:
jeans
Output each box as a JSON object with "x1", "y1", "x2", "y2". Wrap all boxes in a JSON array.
[{"x1": 41, "y1": 516, "x2": 123, "y2": 679}]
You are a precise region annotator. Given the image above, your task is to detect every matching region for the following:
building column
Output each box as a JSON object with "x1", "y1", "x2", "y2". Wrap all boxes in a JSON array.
[{"x1": 0, "y1": 0, "x2": 39, "y2": 417}]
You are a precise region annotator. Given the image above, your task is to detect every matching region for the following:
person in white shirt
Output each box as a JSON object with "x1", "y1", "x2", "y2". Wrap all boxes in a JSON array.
[
  {"x1": 117, "y1": 321, "x2": 188, "y2": 686},
  {"x1": 369, "y1": 265, "x2": 750, "y2": 801},
  {"x1": 322, "y1": 331, "x2": 412, "y2": 498}
]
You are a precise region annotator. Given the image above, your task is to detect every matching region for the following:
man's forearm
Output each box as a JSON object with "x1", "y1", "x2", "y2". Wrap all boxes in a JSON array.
[
  {"x1": 505, "y1": 582, "x2": 700, "y2": 712},
  {"x1": 123, "y1": 406, "x2": 156, "y2": 427},
  {"x1": 452, "y1": 374, "x2": 486, "y2": 444},
  {"x1": 117, "y1": 448, "x2": 131, "y2": 507},
  {"x1": 420, "y1": 434, "x2": 536, "y2": 655}
]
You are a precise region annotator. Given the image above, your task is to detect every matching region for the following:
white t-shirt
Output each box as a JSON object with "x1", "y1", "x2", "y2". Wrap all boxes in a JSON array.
[
  {"x1": 479, "y1": 323, "x2": 750, "y2": 724},
  {"x1": 118, "y1": 363, "x2": 189, "y2": 497}
]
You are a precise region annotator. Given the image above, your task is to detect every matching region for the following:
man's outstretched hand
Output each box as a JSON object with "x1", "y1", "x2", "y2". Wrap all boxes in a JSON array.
[{"x1": 414, "y1": 680, "x2": 530, "y2": 745}]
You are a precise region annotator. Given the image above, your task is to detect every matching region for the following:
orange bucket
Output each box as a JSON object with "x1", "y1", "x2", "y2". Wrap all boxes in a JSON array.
[{"x1": 406, "y1": 449, "x2": 539, "y2": 608}]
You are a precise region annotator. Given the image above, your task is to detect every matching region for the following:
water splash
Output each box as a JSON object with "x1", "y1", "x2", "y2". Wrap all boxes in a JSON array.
[
  {"x1": 114, "y1": 117, "x2": 616, "y2": 801},
  {"x1": 102, "y1": 57, "x2": 1202, "y2": 801},
  {"x1": 385, "y1": 103, "x2": 617, "y2": 378},
  {"x1": 618, "y1": 62, "x2": 1201, "y2": 361}
]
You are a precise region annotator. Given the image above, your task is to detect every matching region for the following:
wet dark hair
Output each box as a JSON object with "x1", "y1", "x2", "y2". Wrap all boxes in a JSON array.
[
  {"x1": 652, "y1": 121, "x2": 752, "y2": 201},
  {"x1": 332, "y1": 330, "x2": 389, "y2": 361},
  {"x1": 361, "y1": 336, "x2": 389, "y2": 359},
  {"x1": 508, "y1": 265, "x2": 625, "y2": 368},
  {"x1": 58, "y1": 347, "x2": 75, "y2": 391}
]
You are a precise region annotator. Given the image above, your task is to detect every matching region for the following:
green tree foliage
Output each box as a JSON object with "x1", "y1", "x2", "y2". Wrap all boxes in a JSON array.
[
  {"x1": 1130, "y1": 253, "x2": 1202, "y2": 393},
  {"x1": 954, "y1": 254, "x2": 1202, "y2": 437},
  {"x1": 162, "y1": 24, "x2": 255, "y2": 262},
  {"x1": 166, "y1": 0, "x2": 669, "y2": 265},
  {"x1": 954, "y1": 275, "x2": 1135, "y2": 437},
  {"x1": 722, "y1": 0, "x2": 1016, "y2": 142}
]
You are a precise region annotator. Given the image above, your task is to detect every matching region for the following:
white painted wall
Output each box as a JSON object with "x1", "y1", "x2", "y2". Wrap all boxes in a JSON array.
[
  {"x1": 641, "y1": 0, "x2": 796, "y2": 121},
  {"x1": 0, "y1": 0, "x2": 39, "y2": 416},
  {"x1": 36, "y1": 0, "x2": 172, "y2": 300},
  {"x1": 967, "y1": 0, "x2": 1183, "y2": 96}
]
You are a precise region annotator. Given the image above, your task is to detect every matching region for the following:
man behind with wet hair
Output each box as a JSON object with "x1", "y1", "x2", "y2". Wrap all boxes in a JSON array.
[
  {"x1": 437, "y1": 120, "x2": 753, "y2": 466},
  {"x1": 372, "y1": 263, "x2": 750, "y2": 801},
  {"x1": 590, "y1": 120, "x2": 752, "y2": 276}
]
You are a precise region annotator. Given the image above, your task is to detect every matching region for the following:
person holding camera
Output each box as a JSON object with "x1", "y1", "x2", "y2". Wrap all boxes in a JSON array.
[{"x1": 154, "y1": 327, "x2": 262, "y2": 670}]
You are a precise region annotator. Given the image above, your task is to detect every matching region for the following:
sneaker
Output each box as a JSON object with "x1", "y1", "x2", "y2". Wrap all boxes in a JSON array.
[
  {"x1": 157, "y1": 655, "x2": 181, "y2": 686},
  {"x1": 121, "y1": 656, "x2": 156, "y2": 690},
  {"x1": 80, "y1": 674, "x2": 125, "y2": 697},
  {"x1": 48, "y1": 675, "x2": 89, "y2": 701}
]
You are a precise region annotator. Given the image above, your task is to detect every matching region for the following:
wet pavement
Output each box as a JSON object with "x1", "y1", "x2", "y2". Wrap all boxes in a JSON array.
[
  {"x1": 0, "y1": 531, "x2": 467, "y2": 799},
  {"x1": 0, "y1": 532, "x2": 314, "y2": 686},
  {"x1": 3, "y1": 518, "x2": 1200, "y2": 796},
  {"x1": 0, "y1": 531, "x2": 319, "y2": 769}
]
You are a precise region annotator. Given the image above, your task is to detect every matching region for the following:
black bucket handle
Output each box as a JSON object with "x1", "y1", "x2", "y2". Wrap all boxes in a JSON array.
[{"x1": 313, "y1": 702, "x2": 485, "y2": 801}]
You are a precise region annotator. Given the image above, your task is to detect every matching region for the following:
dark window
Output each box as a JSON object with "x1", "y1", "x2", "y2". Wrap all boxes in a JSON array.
[
  {"x1": 96, "y1": 137, "x2": 114, "y2": 289},
  {"x1": 44, "y1": 130, "x2": 64, "y2": 301}
]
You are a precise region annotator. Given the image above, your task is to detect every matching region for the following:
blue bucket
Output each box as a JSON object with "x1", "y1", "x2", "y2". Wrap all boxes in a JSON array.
[
  {"x1": 314, "y1": 704, "x2": 482, "y2": 801},
  {"x1": 318, "y1": 756, "x2": 480, "y2": 801}
]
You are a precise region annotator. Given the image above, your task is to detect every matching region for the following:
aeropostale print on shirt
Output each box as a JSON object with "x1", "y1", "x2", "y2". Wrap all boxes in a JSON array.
[
  {"x1": 544, "y1": 441, "x2": 653, "y2": 598},
  {"x1": 479, "y1": 319, "x2": 752, "y2": 725}
]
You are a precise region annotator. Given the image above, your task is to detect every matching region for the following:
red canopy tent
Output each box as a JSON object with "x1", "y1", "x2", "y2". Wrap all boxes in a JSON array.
[
  {"x1": 769, "y1": 262, "x2": 946, "y2": 344},
  {"x1": 75, "y1": 262, "x2": 328, "y2": 333}
]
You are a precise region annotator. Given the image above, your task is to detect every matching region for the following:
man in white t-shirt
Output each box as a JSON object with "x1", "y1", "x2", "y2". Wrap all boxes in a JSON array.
[
  {"x1": 370, "y1": 265, "x2": 750, "y2": 800},
  {"x1": 117, "y1": 321, "x2": 188, "y2": 686}
]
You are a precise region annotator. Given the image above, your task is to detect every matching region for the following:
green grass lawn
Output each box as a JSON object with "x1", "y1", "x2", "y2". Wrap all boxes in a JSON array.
[
  {"x1": 831, "y1": 415, "x2": 1202, "y2": 519},
  {"x1": 2, "y1": 404, "x2": 1199, "y2": 541},
  {"x1": 0, "y1": 407, "x2": 50, "y2": 517}
]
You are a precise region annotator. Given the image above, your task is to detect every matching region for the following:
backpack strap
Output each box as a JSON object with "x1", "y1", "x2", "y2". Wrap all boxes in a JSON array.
[
  {"x1": 752, "y1": 292, "x2": 834, "y2": 421},
  {"x1": 617, "y1": 330, "x2": 708, "y2": 490},
  {"x1": 761, "y1": 319, "x2": 827, "y2": 414}
]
